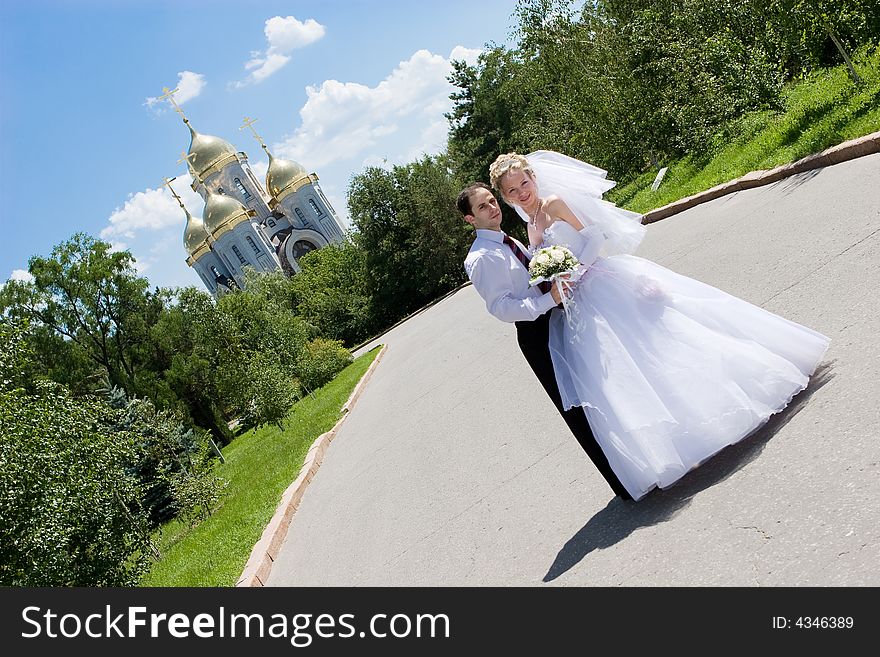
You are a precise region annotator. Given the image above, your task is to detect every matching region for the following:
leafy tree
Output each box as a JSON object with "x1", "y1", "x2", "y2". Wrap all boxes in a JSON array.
[
  {"x1": 447, "y1": 47, "x2": 531, "y2": 184},
  {"x1": 216, "y1": 271, "x2": 313, "y2": 367},
  {"x1": 348, "y1": 154, "x2": 472, "y2": 327},
  {"x1": 757, "y1": 0, "x2": 880, "y2": 80},
  {"x1": 446, "y1": 0, "x2": 879, "y2": 188},
  {"x1": 289, "y1": 241, "x2": 376, "y2": 346},
  {"x1": 0, "y1": 233, "x2": 168, "y2": 399},
  {"x1": 108, "y1": 393, "x2": 228, "y2": 527},
  {"x1": 237, "y1": 351, "x2": 300, "y2": 430},
  {"x1": 151, "y1": 286, "x2": 235, "y2": 444},
  {"x1": 0, "y1": 320, "x2": 152, "y2": 586}
]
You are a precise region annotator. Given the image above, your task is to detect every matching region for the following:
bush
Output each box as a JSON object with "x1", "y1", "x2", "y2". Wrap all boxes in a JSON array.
[
  {"x1": 295, "y1": 339, "x2": 353, "y2": 393},
  {"x1": 0, "y1": 383, "x2": 152, "y2": 586}
]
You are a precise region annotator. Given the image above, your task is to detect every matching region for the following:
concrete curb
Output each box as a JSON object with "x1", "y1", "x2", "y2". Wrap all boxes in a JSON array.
[
  {"x1": 235, "y1": 343, "x2": 388, "y2": 587},
  {"x1": 641, "y1": 131, "x2": 880, "y2": 224}
]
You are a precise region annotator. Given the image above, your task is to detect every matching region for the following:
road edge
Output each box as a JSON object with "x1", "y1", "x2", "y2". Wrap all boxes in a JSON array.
[
  {"x1": 641, "y1": 131, "x2": 880, "y2": 224},
  {"x1": 235, "y1": 343, "x2": 388, "y2": 587}
]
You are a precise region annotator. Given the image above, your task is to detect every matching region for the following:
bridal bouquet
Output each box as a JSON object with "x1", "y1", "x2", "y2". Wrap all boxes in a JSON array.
[
  {"x1": 529, "y1": 244, "x2": 587, "y2": 339},
  {"x1": 528, "y1": 245, "x2": 580, "y2": 286}
]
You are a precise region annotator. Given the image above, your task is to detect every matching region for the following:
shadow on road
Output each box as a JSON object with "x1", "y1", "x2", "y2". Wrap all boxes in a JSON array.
[
  {"x1": 542, "y1": 360, "x2": 836, "y2": 583},
  {"x1": 775, "y1": 168, "x2": 823, "y2": 195}
]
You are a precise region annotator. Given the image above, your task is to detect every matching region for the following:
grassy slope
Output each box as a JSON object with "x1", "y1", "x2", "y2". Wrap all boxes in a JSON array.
[
  {"x1": 608, "y1": 48, "x2": 880, "y2": 214},
  {"x1": 141, "y1": 346, "x2": 382, "y2": 587}
]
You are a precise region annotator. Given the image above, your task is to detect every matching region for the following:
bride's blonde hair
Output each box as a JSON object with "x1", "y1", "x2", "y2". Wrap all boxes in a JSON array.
[{"x1": 489, "y1": 152, "x2": 534, "y2": 194}]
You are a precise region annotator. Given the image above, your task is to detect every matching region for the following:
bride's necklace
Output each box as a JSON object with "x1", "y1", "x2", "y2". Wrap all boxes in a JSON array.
[{"x1": 528, "y1": 198, "x2": 544, "y2": 228}]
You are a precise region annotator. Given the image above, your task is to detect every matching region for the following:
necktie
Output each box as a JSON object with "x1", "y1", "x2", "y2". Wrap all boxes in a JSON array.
[{"x1": 503, "y1": 235, "x2": 551, "y2": 294}]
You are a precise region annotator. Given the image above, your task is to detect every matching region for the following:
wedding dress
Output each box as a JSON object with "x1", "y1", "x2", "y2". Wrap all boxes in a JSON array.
[{"x1": 540, "y1": 219, "x2": 830, "y2": 500}]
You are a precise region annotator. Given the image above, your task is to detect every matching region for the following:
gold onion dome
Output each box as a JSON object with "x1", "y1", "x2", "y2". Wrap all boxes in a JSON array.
[
  {"x1": 186, "y1": 122, "x2": 237, "y2": 180},
  {"x1": 203, "y1": 188, "x2": 251, "y2": 235},
  {"x1": 183, "y1": 208, "x2": 210, "y2": 253},
  {"x1": 265, "y1": 151, "x2": 309, "y2": 200}
]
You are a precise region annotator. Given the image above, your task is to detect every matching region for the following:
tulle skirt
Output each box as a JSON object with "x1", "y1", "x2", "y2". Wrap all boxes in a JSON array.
[{"x1": 549, "y1": 254, "x2": 830, "y2": 500}]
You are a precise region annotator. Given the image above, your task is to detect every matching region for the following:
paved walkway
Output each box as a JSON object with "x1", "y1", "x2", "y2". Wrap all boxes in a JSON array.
[{"x1": 265, "y1": 153, "x2": 880, "y2": 586}]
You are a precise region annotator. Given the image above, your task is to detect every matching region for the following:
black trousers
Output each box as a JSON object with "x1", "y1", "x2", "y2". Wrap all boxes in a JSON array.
[{"x1": 515, "y1": 311, "x2": 632, "y2": 500}]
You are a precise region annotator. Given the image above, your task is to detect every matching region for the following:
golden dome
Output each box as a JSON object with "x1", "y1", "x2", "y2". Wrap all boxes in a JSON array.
[
  {"x1": 187, "y1": 122, "x2": 238, "y2": 181},
  {"x1": 265, "y1": 151, "x2": 309, "y2": 200},
  {"x1": 203, "y1": 188, "x2": 252, "y2": 236},
  {"x1": 183, "y1": 208, "x2": 210, "y2": 254}
]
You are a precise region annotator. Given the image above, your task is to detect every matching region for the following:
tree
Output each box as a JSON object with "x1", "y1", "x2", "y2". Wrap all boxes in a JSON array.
[
  {"x1": 347, "y1": 154, "x2": 472, "y2": 328},
  {"x1": 447, "y1": 46, "x2": 531, "y2": 183},
  {"x1": 215, "y1": 271, "x2": 313, "y2": 374},
  {"x1": 289, "y1": 240, "x2": 376, "y2": 346},
  {"x1": 108, "y1": 392, "x2": 228, "y2": 527},
  {"x1": 151, "y1": 286, "x2": 235, "y2": 444},
  {"x1": 757, "y1": 0, "x2": 880, "y2": 81},
  {"x1": 200, "y1": 272, "x2": 314, "y2": 429},
  {"x1": 447, "y1": 0, "x2": 814, "y2": 180},
  {"x1": 0, "y1": 233, "x2": 168, "y2": 399},
  {"x1": 0, "y1": 320, "x2": 152, "y2": 586},
  {"x1": 221, "y1": 351, "x2": 300, "y2": 430}
]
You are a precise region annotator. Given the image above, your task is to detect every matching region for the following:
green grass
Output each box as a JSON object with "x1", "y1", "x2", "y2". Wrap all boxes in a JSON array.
[
  {"x1": 140, "y1": 346, "x2": 382, "y2": 587},
  {"x1": 608, "y1": 47, "x2": 880, "y2": 214}
]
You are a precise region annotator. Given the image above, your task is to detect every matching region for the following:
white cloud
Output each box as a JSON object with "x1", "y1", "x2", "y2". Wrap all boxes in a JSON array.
[
  {"x1": 145, "y1": 71, "x2": 206, "y2": 111},
  {"x1": 9, "y1": 269, "x2": 34, "y2": 283},
  {"x1": 244, "y1": 53, "x2": 290, "y2": 84},
  {"x1": 275, "y1": 46, "x2": 483, "y2": 170},
  {"x1": 449, "y1": 45, "x2": 482, "y2": 66},
  {"x1": 361, "y1": 155, "x2": 390, "y2": 169},
  {"x1": 101, "y1": 180, "x2": 200, "y2": 241},
  {"x1": 100, "y1": 175, "x2": 206, "y2": 289},
  {"x1": 404, "y1": 118, "x2": 450, "y2": 162},
  {"x1": 249, "y1": 159, "x2": 269, "y2": 185},
  {"x1": 233, "y1": 16, "x2": 325, "y2": 87},
  {"x1": 265, "y1": 15, "x2": 325, "y2": 52}
]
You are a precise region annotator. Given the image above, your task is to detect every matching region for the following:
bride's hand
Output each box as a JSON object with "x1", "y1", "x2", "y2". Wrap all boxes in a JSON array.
[{"x1": 550, "y1": 275, "x2": 573, "y2": 304}]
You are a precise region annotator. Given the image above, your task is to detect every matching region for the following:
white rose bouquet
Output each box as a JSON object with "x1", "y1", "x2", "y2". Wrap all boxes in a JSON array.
[
  {"x1": 528, "y1": 245, "x2": 581, "y2": 286},
  {"x1": 529, "y1": 244, "x2": 587, "y2": 339}
]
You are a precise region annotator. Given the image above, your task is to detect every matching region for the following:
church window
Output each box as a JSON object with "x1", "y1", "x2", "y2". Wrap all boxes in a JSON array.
[
  {"x1": 231, "y1": 245, "x2": 247, "y2": 265},
  {"x1": 234, "y1": 178, "x2": 253, "y2": 201},
  {"x1": 246, "y1": 235, "x2": 260, "y2": 255},
  {"x1": 295, "y1": 208, "x2": 306, "y2": 222},
  {"x1": 267, "y1": 218, "x2": 276, "y2": 227},
  {"x1": 217, "y1": 186, "x2": 225, "y2": 195},
  {"x1": 309, "y1": 199, "x2": 323, "y2": 216}
]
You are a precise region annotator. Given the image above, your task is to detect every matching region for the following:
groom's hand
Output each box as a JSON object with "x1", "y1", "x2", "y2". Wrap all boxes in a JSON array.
[{"x1": 550, "y1": 278, "x2": 572, "y2": 305}]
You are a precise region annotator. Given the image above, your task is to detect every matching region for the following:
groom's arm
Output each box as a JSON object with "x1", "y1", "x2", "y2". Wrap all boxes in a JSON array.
[{"x1": 466, "y1": 252, "x2": 556, "y2": 323}]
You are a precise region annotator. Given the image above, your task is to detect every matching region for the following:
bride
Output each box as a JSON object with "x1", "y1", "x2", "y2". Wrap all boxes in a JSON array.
[{"x1": 489, "y1": 151, "x2": 831, "y2": 501}]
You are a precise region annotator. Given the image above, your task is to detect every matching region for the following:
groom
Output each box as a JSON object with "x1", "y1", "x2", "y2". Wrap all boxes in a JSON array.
[{"x1": 457, "y1": 182, "x2": 632, "y2": 501}]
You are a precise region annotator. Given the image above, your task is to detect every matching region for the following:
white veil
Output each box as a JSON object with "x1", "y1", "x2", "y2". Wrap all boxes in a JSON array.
[{"x1": 512, "y1": 150, "x2": 646, "y2": 255}]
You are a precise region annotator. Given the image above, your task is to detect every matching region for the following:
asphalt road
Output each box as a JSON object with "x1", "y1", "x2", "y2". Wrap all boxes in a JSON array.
[{"x1": 266, "y1": 153, "x2": 880, "y2": 586}]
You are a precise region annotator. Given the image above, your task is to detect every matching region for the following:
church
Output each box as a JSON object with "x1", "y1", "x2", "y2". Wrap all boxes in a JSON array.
[{"x1": 166, "y1": 97, "x2": 346, "y2": 295}]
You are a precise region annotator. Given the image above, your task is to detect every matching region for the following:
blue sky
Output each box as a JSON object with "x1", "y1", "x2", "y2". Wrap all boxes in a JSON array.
[{"x1": 0, "y1": 0, "x2": 519, "y2": 290}]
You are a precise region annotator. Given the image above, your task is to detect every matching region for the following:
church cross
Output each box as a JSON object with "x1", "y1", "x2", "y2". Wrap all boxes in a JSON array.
[
  {"x1": 162, "y1": 176, "x2": 185, "y2": 209},
  {"x1": 240, "y1": 116, "x2": 270, "y2": 153},
  {"x1": 159, "y1": 86, "x2": 189, "y2": 122},
  {"x1": 177, "y1": 150, "x2": 203, "y2": 185}
]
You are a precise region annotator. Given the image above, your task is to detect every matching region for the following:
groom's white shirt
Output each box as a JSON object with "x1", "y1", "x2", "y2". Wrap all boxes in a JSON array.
[{"x1": 465, "y1": 228, "x2": 556, "y2": 323}]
